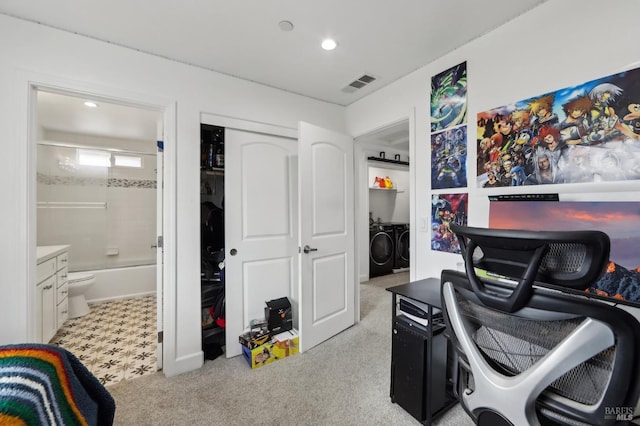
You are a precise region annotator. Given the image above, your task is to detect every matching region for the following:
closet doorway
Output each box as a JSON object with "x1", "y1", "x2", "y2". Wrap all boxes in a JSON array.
[
  {"x1": 32, "y1": 88, "x2": 166, "y2": 373},
  {"x1": 201, "y1": 115, "x2": 356, "y2": 357},
  {"x1": 200, "y1": 123, "x2": 225, "y2": 360}
]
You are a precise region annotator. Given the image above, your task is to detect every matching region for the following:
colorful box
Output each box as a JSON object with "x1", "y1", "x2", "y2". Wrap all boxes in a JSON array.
[
  {"x1": 241, "y1": 329, "x2": 299, "y2": 369},
  {"x1": 239, "y1": 328, "x2": 270, "y2": 350}
]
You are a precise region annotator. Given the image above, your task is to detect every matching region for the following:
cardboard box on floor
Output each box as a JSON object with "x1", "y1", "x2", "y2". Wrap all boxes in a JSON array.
[
  {"x1": 241, "y1": 329, "x2": 299, "y2": 369},
  {"x1": 238, "y1": 326, "x2": 270, "y2": 350}
]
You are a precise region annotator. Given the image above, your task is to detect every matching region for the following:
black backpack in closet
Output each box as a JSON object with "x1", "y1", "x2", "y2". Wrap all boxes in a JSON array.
[{"x1": 201, "y1": 201, "x2": 224, "y2": 253}]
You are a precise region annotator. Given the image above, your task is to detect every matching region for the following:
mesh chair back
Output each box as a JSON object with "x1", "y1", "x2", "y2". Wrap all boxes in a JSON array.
[{"x1": 442, "y1": 225, "x2": 640, "y2": 426}]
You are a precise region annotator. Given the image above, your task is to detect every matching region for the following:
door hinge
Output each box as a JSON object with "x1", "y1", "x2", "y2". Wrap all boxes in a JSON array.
[
  {"x1": 157, "y1": 236, "x2": 164, "y2": 248},
  {"x1": 157, "y1": 331, "x2": 163, "y2": 344}
]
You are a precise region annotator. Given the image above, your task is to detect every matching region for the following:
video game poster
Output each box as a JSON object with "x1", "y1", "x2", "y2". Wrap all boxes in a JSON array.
[
  {"x1": 431, "y1": 125, "x2": 468, "y2": 189},
  {"x1": 431, "y1": 61, "x2": 468, "y2": 132},
  {"x1": 431, "y1": 193, "x2": 468, "y2": 254},
  {"x1": 477, "y1": 66, "x2": 640, "y2": 188}
]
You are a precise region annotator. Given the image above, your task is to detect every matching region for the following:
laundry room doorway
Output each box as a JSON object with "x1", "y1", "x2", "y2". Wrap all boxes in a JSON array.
[{"x1": 354, "y1": 118, "x2": 412, "y2": 283}]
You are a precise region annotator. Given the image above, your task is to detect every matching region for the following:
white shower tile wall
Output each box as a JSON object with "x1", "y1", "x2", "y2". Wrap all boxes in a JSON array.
[
  {"x1": 50, "y1": 295, "x2": 158, "y2": 386},
  {"x1": 37, "y1": 142, "x2": 157, "y2": 272}
]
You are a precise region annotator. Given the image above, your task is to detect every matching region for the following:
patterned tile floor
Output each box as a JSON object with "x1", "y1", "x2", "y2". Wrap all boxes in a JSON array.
[{"x1": 50, "y1": 295, "x2": 158, "y2": 387}]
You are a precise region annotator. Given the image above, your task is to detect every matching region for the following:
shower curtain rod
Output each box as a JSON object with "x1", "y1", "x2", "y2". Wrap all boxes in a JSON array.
[
  {"x1": 37, "y1": 141, "x2": 156, "y2": 156},
  {"x1": 37, "y1": 201, "x2": 107, "y2": 209}
]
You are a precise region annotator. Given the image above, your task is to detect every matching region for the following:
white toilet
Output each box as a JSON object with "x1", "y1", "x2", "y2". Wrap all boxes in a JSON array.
[{"x1": 67, "y1": 272, "x2": 96, "y2": 319}]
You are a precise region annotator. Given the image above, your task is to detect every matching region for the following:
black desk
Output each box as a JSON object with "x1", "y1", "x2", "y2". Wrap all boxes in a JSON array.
[{"x1": 387, "y1": 278, "x2": 457, "y2": 425}]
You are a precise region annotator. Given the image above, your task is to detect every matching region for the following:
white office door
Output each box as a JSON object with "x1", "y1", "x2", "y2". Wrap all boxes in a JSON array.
[
  {"x1": 225, "y1": 128, "x2": 298, "y2": 358},
  {"x1": 298, "y1": 122, "x2": 355, "y2": 352}
]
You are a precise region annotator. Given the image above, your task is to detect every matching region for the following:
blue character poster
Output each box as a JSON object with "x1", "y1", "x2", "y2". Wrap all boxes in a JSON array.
[
  {"x1": 431, "y1": 61, "x2": 467, "y2": 132},
  {"x1": 477, "y1": 66, "x2": 640, "y2": 188},
  {"x1": 431, "y1": 193, "x2": 468, "y2": 254},
  {"x1": 431, "y1": 125, "x2": 467, "y2": 189}
]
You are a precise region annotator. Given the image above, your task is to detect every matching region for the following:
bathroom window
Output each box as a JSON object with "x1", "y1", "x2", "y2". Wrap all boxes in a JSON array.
[
  {"x1": 77, "y1": 149, "x2": 143, "y2": 168},
  {"x1": 78, "y1": 149, "x2": 110, "y2": 167},
  {"x1": 113, "y1": 154, "x2": 142, "y2": 168}
]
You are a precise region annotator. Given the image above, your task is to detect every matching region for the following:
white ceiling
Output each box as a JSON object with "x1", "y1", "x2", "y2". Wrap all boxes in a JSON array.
[
  {"x1": 1, "y1": 0, "x2": 548, "y2": 107},
  {"x1": 37, "y1": 91, "x2": 161, "y2": 143},
  {"x1": 13, "y1": 1, "x2": 549, "y2": 149},
  {"x1": 356, "y1": 119, "x2": 412, "y2": 151}
]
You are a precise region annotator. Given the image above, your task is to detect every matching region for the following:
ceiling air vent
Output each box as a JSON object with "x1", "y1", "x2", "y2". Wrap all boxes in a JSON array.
[
  {"x1": 358, "y1": 74, "x2": 376, "y2": 84},
  {"x1": 341, "y1": 74, "x2": 377, "y2": 93}
]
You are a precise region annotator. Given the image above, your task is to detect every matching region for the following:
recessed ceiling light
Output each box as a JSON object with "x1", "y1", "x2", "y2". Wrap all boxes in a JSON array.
[
  {"x1": 84, "y1": 101, "x2": 98, "y2": 108},
  {"x1": 278, "y1": 20, "x2": 294, "y2": 32},
  {"x1": 321, "y1": 39, "x2": 338, "y2": 51}
]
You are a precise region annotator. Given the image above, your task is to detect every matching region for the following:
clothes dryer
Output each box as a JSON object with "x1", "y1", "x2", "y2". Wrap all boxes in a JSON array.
[
  {"x1": 369, "y1": 223, "x2": 395, "y2": 277},
  {"x1": 393, "y1": 224, "x2": 410, "y2": 269}
]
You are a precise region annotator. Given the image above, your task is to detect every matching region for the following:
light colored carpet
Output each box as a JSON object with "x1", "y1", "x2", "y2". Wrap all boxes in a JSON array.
[{"x1": 108, "y1": 272, "x2": 473, "y2": 425}]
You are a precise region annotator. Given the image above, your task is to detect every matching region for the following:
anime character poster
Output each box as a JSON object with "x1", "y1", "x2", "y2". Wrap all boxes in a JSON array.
[
  {"x1": 489, "y1": 200, "x2": 640, "y2": 305},
  {"x1": 477, "y1": 66, "x2": 640, "y2": 188},
  {"x1": 431, "y1": 193, "x2": 468, "y2": 254},
  {"x1": 431, "y1": 126, "x2": 468, "y2": 189},
  {"x1": 431, "y1": 62, "x2": 468, "y2": 132}
]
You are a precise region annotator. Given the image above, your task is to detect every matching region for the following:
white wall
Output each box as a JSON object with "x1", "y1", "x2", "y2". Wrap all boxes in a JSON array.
[
  {"x1": 346, "y1": 0, "x2": 640, "y2": 283},
  {"x1": 0, "y1": 14, "x2": 345, "y2": 376}
]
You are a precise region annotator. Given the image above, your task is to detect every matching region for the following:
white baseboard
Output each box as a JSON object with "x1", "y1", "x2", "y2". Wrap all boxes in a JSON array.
[{"x1": 87, "y1": 290, "x2": 156, "y2": 305}]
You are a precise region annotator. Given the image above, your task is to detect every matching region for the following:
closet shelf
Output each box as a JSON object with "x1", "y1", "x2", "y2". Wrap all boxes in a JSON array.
[
  {"x1": 201, "y1": 168, "x2": 224, "y2": 176},
  {"x1": 369, "y1": 187, "x2": 404, "y2": 193},
  {"x1": 367, "y1": 156, "x2": 409, "y2": 166}
]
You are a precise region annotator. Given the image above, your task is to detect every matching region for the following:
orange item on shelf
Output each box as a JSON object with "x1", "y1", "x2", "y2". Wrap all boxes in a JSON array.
[{"x1": 374, "y1": 177, "x2": 386, "y2": 188}]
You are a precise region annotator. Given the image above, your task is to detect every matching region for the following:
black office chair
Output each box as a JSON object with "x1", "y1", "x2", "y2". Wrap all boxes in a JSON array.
[{"x1": 441, "y1": 224, "x2": 640, "y2": 426}]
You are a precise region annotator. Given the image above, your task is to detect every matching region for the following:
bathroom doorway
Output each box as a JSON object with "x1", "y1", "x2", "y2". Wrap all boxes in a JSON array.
[{"x1": 33, "y1": 88, "x2": 165, "y2": 379}]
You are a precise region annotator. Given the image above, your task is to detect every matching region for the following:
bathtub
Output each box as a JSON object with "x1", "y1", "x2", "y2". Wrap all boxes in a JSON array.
[{"x1": 81, "y1": 264, "x2": 157, "y2": 304}]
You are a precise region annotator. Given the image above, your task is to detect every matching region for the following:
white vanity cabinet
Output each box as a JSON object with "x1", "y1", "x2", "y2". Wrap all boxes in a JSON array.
[
  {"x1": 56, "y1": 252, "x2": 69, "y2": 327},
  {"x1": 36, "y1": 245, "x2": 70, "y2": 343}
]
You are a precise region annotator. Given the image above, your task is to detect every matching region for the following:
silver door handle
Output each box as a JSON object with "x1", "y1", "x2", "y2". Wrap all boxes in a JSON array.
[{"x1": 303, "y1": 245, "x2": 318, "y2": 254}]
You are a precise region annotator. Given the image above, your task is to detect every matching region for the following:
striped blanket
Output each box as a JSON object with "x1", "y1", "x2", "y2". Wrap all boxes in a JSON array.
[{"x1": 0, "y1": 344, "x2": 115, "y2": 425}]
